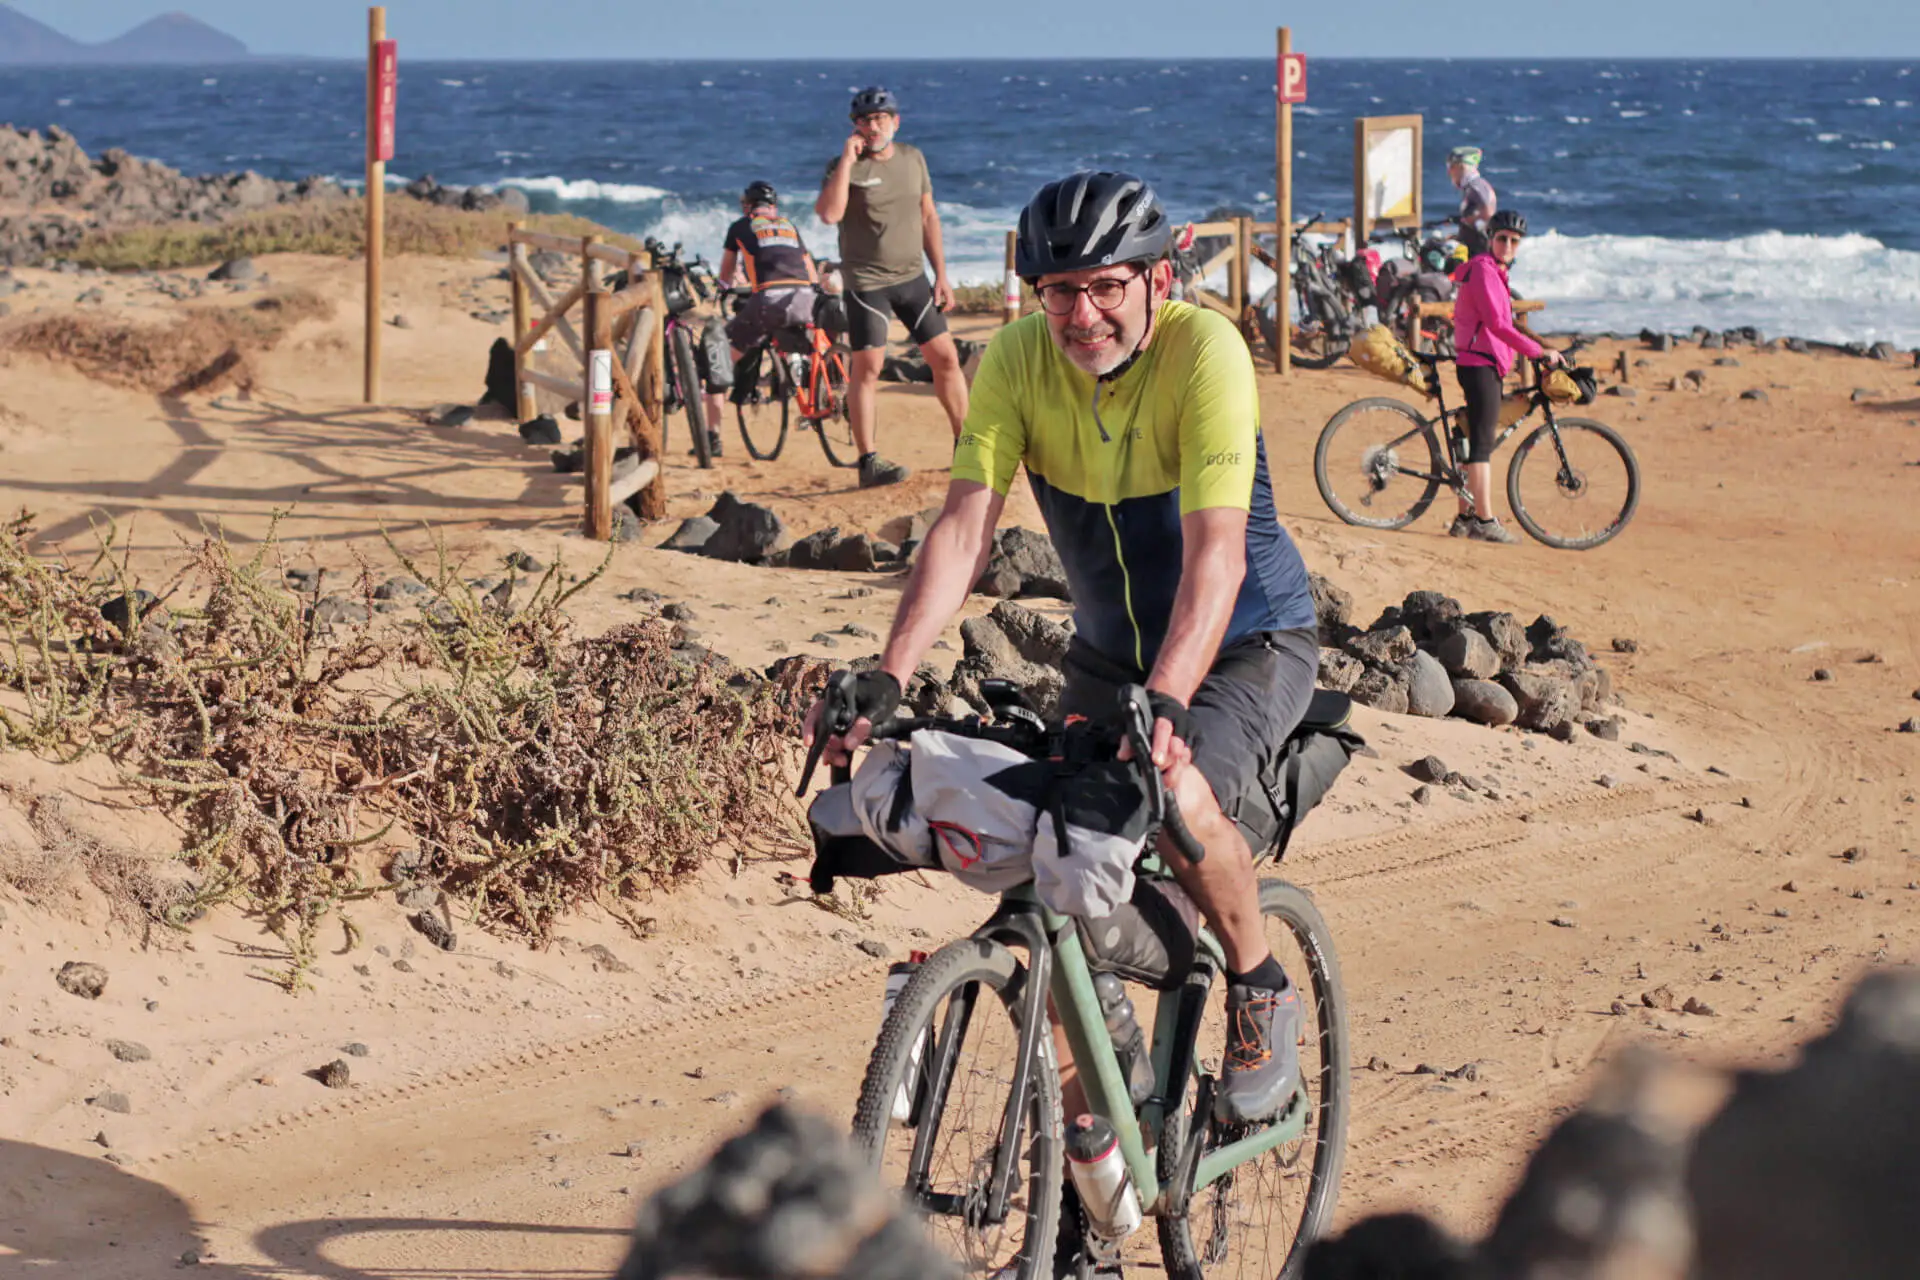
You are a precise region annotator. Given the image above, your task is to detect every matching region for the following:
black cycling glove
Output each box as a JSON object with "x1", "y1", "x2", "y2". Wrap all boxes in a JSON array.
[
  {"x1": 844, "y1": 669, "x2": 903, "y2": 727},
  {"x1": 1145, "y1": 690, "x2": 1191, "y2": 744}
]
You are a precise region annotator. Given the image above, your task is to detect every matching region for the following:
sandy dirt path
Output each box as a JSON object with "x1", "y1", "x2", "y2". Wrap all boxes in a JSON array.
[{"x1": 1, "y1": 254, "x2": 1914, "y2": 1277}]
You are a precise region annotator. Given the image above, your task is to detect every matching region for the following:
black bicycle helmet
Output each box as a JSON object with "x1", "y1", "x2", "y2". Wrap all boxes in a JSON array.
[
  {"x1": 849, "y1": 86, "x2": 899, "y2": 118},
  {"x1": 1015, "y1": 171, "x2": 1173, "y2": 281},
  {"x1": 742, "y1": 180, "x2": 777, "y2": 207},
  {"x1": 1488, "y1": 209, "x2": 1528, "y2": 237}
]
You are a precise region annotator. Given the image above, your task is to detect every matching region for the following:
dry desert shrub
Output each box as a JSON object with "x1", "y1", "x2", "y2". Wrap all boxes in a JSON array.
[
  {"x1": 0, "y1": 517, "x2": 807, "y2": 988},
  {"x1": 0, "y1": 287, "x2": 331, "y2": 395}
]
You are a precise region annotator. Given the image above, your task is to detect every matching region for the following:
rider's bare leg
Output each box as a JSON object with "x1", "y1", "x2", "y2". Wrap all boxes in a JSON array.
[
  {"x1": 703, "y1": 343, "x2": 745, "y2": 439},
  {"x1": 915, "y1": 332, "x2": 970, "y2": 440},
  {"x1": 1465, "y1": 461, "x2": 1495, "y2": 519},
  {"x1": 847, "y1": 347, "x2": 886, "y2": 456},
  {"x1": 1159, "y1": 763, "x2": 1271, "y2": 975}
]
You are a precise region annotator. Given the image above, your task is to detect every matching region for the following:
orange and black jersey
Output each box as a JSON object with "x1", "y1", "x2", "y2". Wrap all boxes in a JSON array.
[{"x1": 723, "y1": 213, "x2": 813, "y2": 291}]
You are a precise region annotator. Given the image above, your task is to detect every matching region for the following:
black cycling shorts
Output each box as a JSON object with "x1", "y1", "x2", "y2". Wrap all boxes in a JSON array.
[
  {"x1": 1456, "y1": 362, "x2": 1504, "y2": 465},
  {"x1": 845, "y1": 276, "x2": 948, "y2": 352},
  {"x1": 1058, "y1": 627, "x2": 1319, "y2": 860}
]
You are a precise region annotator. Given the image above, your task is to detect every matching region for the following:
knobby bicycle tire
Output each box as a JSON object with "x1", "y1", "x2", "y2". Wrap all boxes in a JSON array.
[
  {"x1": 735, "y1": 345, "x2": 790, "y2": 461},
  {"x1": 1313, "y1": 397, "x2": 1445, "y2": 530},
  {"x1": 670, "y1": 325, "x2": 711, "y2": 470},
  {"x1": 851, "y1": 937, "x2": 1064, "y2": 1280},
  {"x1": 1506, "y1": 415, "x2": 1641, "y2": 550},
  {"x1": 813, "y1": 345, "x2": 860, "y2": 469},
  {"x1": 1157, "y1": 880, "x2": 1350, "y2": 1280}
]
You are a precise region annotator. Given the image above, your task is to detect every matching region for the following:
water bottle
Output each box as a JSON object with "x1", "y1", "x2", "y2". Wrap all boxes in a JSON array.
[
  {"x1": 1094, "y1": 972, "x2": 1155, "y2": 1109},
  {"x1": 1066, "y1": 1113, "x2": 1142, "y2": 1241},
  {"x1": 876, "y1": 951, "x2": 929, "y2": 1123}
]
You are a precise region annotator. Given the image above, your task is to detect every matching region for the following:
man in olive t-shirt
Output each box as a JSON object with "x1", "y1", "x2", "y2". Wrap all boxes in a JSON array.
[{"x1": 816, "y1": 85, "x2": 968, "y2": 489}]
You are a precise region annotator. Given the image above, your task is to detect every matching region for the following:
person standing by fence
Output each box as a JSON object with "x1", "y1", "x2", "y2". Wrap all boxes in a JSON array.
[{"x1": 815, "y1": 86, "x2": 967, "y2": 489}]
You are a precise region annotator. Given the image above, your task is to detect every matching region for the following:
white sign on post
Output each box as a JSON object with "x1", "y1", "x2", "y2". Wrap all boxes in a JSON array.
[
  {"x1": 1353, "y1": 114, "x2": 1425, "y2": 240},
  {"x1": 589, "y1": 349, "x2": 613, "y2": 414}
]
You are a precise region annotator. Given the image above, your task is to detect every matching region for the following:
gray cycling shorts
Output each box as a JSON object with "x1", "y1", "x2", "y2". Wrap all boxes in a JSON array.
[{"x1": 1058, "y1": 627, "x2": 1319, "y2": 859}]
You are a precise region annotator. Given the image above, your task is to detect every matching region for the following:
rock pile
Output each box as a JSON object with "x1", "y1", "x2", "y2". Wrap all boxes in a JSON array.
[
  {"x1": 1317, "y1": 587, "x2": 1613, "y2": 734},
  {"x1": 1302, "y1": 970, "x2": 1920, "y2": 1280},
  {"x1": 0, "y1": 125, "x2": 345, "y2": 265},
  {"x1": 0, "y1": 126, "x2": 543, "y2": 267}
]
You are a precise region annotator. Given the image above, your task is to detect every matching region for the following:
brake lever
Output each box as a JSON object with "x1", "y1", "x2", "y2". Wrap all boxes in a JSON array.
[
  {"x1": 1119, "y1": 686, "x2": 1205, "y2": 864},
  {"x1": 795, "y1": 670, "x2": 860, "y2": 797}
]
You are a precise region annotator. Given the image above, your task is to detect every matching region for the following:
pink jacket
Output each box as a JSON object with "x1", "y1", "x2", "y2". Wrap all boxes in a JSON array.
[{"x1": 1453, "y1": 255, "x2": 1542, "y2": 375}]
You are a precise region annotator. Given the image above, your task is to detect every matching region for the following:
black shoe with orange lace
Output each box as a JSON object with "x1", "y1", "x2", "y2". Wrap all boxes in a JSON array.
[{"x1": 1216, "y1": 981, "x2": 1302, "y2": 1124}]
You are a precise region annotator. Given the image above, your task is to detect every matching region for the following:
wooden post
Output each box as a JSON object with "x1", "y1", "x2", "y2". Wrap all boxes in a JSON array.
[
  {"x1": 363, "y1": 6, "x2": 386, "y2": 403},
  {"x1": 1228, "y1": 217, "x2": 1246, "y2": 319},
  {"x1": 584, "y1": 283, "x2": 613, "y2": 541},
  {"x1": 635, "y1": 269, "x2": 668, "y2": 522},
  {"x1": 580, "y1": 234, "x2": 600, "y2": 294},
  {"x1": 1615, "y1": 349, "x2": 1630, "y2": 386},
  {"x1": 1002, "y1": 230, "x2": 1020, "y2": 326},
  {"x1": 507, "y1": 225, "x2": 535, "y2": 423},
  {"x1": 1276, "y1": 26, "x2": 1294, "y2": 375}
]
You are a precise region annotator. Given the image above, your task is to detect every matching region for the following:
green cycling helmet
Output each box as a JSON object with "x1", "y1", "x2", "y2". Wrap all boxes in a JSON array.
[{"x1": 1447, "y1": 146, "x2": 1483, "y2": 168}]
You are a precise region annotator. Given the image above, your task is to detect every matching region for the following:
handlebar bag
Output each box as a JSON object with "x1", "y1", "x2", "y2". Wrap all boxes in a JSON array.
[
  {"x1": 808, "y1": 731, "x2": 1051, "y2": 895},
  {"x1": 812, "y1": 292, "x2": 849, "y2": 338},
  {"x1": 1033, "y1": 758, "x2": 1150, "y2": 920}
]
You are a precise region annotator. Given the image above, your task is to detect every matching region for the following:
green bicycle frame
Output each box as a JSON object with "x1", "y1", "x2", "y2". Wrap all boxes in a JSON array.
[{"x1": 1009, "y1": 878, "x2": 1311, "y2": 1214}]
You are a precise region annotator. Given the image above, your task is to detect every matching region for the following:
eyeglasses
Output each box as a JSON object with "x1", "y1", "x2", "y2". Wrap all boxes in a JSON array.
[
  {"x1": 1491, "y1": 232, "x2": 1523, "y2": 246},
  {"x1": 1034, "y1": 268, "x2": 1143, "y2": 316}
]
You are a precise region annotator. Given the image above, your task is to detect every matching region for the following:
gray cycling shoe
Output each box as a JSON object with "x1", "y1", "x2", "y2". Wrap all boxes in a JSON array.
[
  {"x1": 1447, "y1": 513, "x2": 1475, "y2": 538},
  {"x1": 1463, "y1": 516, "x2": 1521, "y2": 544},
  {"x1": 857, "y1": 454, "x2": 911, "y2": 489},
  {"x1": 1216, "y1": 982, "x2": 1303, "y2": 1125}
]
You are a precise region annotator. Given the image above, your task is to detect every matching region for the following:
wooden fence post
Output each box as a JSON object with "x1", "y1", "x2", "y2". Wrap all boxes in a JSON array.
[
  {"x1": 363, "y1": 5, "x2": 386, "y2": 403},
  {"x1": 507, "y1": 224, "x2": 535, "y2": 424},
  {"x1": 1003, "y1": 230, "x2": 1020, "y2": 326},
  {"x1": 1228, "y1": 218, "x2": 1246, "y2": 319},
  {"x1": 584, "y1": 283, "x2": 614, "y2": 541},
  {"x1": 1276, "y1": 25, "x2": 1294, "y2": 375},
  {"x1": 635, "y1": 268, "x2": 668, "y2": 521}
]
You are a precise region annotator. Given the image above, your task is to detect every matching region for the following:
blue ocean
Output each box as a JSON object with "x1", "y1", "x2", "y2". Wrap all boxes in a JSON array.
[{"x1": 4, "y1": 58, "x2": 1918, "y2": 345}]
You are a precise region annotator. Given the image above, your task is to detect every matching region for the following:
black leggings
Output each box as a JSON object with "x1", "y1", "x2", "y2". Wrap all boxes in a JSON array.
[{"x1": 1455, "y1": 362, "x2": 1503, "y2": 465}]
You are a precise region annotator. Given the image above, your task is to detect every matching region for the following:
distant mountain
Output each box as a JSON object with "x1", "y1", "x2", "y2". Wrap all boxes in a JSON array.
[
  {"x1": 0, "y1": 4, "x2": 85, "y2": 61},
  {"x1": 0, "y1": 5, "x2": 251, "y2": 64}
]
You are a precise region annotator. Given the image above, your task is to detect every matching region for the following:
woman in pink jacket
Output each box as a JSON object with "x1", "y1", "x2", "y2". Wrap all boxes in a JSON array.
[{"x1": 1450, "y1": 209, "x2": 1563, "y2": 544}]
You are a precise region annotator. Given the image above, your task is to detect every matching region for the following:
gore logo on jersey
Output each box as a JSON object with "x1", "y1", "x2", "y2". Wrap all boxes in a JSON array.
[{"x1": 1204, "y1": 450, "x2": 1242, "y2": 467}]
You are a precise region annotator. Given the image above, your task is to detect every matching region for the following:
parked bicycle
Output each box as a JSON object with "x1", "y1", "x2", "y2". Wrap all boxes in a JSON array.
[
  {"x1": 1253, "y1": 212, "x2": 1360, "y2": 370},
  {"x1": 724, "y1": 288, "x2": 858, "y2": 467},
  {"x1": 642, "y1": 237, "x2": 720, "y2": 469},
  {"x1": 800, "y1": 673, "x2": 1356, "y2": 1280},
  {"x1": 1314, "y1": 346, "x2": 1641, "y2": 549}
]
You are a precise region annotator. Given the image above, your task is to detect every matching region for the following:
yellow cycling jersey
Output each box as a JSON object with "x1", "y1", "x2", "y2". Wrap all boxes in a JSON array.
[{"x1": 952, "y1": 300, "x2": 1316, "y2": 672}]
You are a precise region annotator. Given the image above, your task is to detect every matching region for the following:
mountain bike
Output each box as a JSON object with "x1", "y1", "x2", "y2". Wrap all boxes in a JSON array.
[
  {"x1": 1314, "y1": 349, "x2": 1640, "y2": 549},
  {"x1": 642, "y1": 237, "x2": 719, "y2": 469},
  {"x1": 800, "y1": 675, "x2": 1353, "y2": 1280},
  {"x1": 1253, "y1": 212, "x2": 1360, "y2": 370},
  {"x1": 724, "y1": 288, "x2": 858, "y2": 467}
]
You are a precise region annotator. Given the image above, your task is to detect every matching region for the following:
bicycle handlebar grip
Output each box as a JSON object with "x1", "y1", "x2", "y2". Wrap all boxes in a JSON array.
[
  {"x1": 794, "y1": 671, "x2": 861, "y2": 797},
  {"x1": 1119, "y1": 685, "x2": 1206, "y2": 865}
]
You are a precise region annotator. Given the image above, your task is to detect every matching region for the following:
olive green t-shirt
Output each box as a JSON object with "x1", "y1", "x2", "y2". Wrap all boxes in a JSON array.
[{"x1": 822, "y1": 142, "x2": 932, "y2": 291}]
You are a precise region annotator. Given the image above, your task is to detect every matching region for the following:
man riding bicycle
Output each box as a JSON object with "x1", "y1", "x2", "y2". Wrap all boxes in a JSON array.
[
  {"x1": 704, "y1": 180, "x2": 822, "y2": 457},
  {"x1": 1447, "y1": 145, "x2": 1498, "y2": 260},
  {"x1": 805, "y1": 170, "x2": 1320, "y2": 1126}
]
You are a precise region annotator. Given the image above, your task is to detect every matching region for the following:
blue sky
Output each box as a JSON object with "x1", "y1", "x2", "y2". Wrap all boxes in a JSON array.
[{"x1": 16, "y1": 0, "x2": 1920, "y2": 58}]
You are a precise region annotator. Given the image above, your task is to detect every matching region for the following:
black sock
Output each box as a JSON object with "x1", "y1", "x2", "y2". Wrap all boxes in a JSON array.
[
  {"x1": 1229, "y1": 955, "x2": 1289, "y2": 992},
  {"x1": 858, "y1": 451, "x2": 877, "y2": 467}
]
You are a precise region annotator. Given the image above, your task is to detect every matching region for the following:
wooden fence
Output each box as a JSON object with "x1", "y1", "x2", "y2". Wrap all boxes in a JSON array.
[{"x1": 506, "y1": 224, "x2": 667, "y2": 538}]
